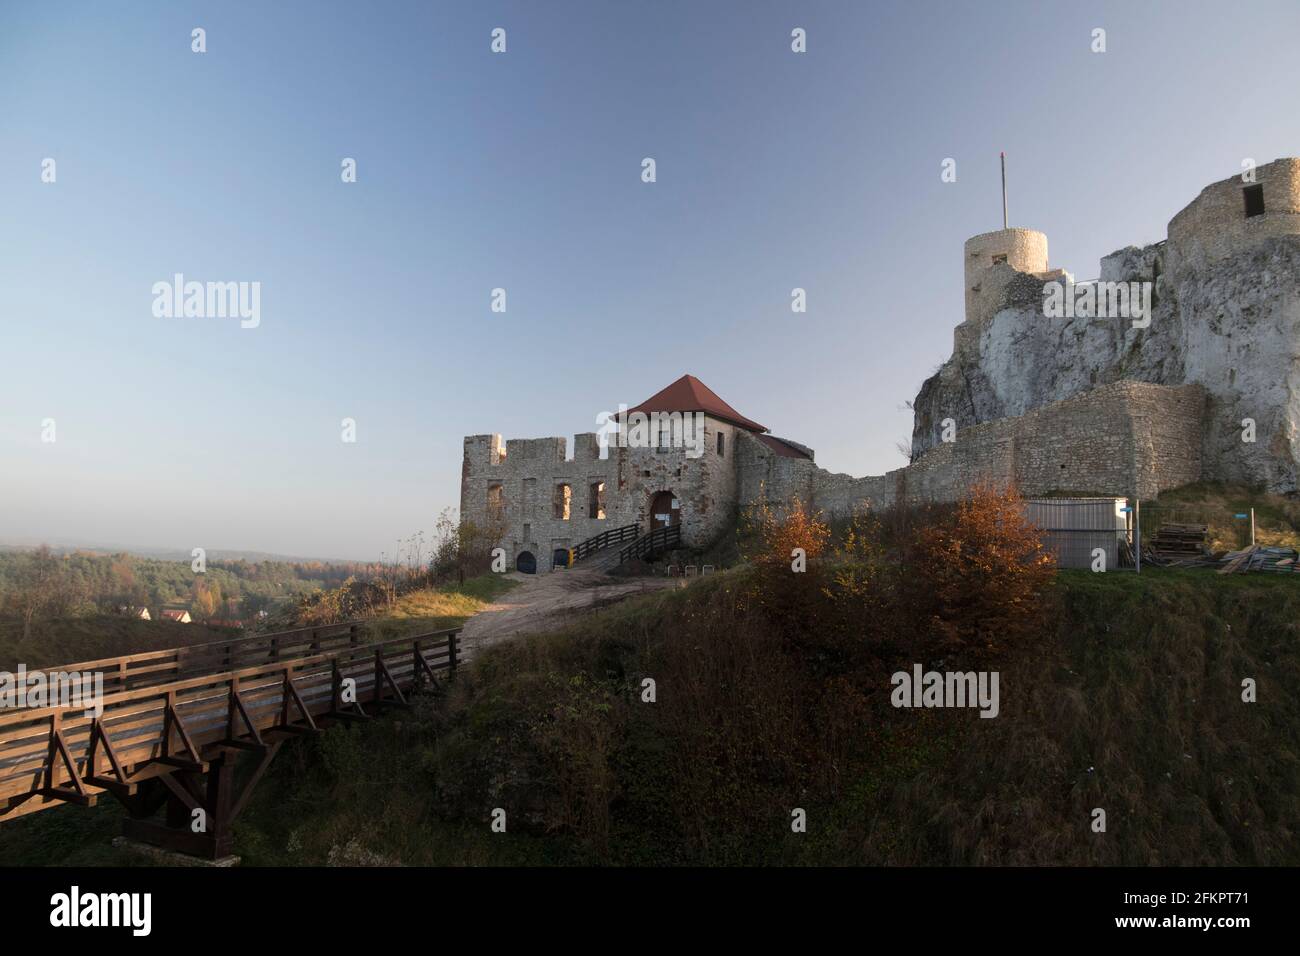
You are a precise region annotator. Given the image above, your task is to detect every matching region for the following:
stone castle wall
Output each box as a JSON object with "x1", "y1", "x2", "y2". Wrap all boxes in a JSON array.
[
  {"x1": 737, "y1": 381, "x2": 1205, "y2": 518},
  {"x1": 461, "y1": 416, "x2": 743, "y2": 567},
  {"x1": 1166, "y1": 158, "x2": 1300, "y2": 278},
  {"x1": 963, "y1": 228, "x2": 1049, "y2": 323},
  {"x1": 460, "y1": 161, "x2": 1299, "y2": 559},
  {"x1": 912, "y1": 159, "x2": 1300, "y2": 494}
]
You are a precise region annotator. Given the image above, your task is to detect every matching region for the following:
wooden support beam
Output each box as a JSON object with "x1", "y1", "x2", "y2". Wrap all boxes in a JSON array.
[
  {"x1": 280, "y1": 669, "x2": 318, "y2": 732},
  {"x1": 413, "y1": 646, "x2": 439, "y2": 686},
  {"x1": 328, "y1": 658, "x2": 370, "y2": 721},
  {"x1": 85, "y1": 719, "x2": 137, "y2": 796},
  {"x1": 228, "y1": 741, "x2": 282, "y2": 824},
  {"x1": 163, "y1": 694, "x2": 203, "y2": 764},
  {"x1": 44, "y1": 714, "x2": 89, "y2": 801},
  {"x1": 375, "y1": 650, "x2": 408, "y2": 707},
  {"x1": 158, "y1": 771, "x2": 203, "y2": 812},
  {"x1": 35, "y1": 786, "x2": 97, "y2": 807},
  {"x1": 154, "y1": 755, "x2": 210, "y2": 773},
  {"x1": 226, "y1": 685, "x2": 265, "y2": 747},
  {"x1": 90, "y1": 719, "x2": 129, "y2": 783}
]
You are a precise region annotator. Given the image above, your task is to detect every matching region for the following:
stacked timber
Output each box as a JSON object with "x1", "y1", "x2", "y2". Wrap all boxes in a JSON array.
[
  {"x1": 1217, "y1": 545, "x2": 1300, "y2": 574},
  {"x1": 1149, "y1": 523, "x2": 1209, "y2": 561}
]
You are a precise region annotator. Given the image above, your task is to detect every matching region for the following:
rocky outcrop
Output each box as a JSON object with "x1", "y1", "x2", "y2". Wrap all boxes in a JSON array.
[{"x1": 911, "y1": 235, "x2": 1300, "y2": 494}]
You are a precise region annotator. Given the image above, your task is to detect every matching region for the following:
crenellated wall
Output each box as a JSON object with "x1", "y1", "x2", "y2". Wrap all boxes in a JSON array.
[{"x1": 461, "y1": 416, "x2": 744, "y2": 568}]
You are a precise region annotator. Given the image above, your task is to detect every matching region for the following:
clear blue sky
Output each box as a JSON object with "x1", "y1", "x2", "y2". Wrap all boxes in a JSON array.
[{"x1": 2, "y1": 0, "x2": 1298, "y2": 560}]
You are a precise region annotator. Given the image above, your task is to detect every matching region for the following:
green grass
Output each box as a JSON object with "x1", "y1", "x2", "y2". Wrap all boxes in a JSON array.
[{"x1": 4, "y1": 565, "x2": 1298, "y2": 866}]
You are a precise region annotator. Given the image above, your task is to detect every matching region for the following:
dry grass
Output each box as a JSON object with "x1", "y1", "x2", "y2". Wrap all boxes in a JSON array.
[{"x1": 1144, "y1": 481, "x2": 1300, "y2": 551}]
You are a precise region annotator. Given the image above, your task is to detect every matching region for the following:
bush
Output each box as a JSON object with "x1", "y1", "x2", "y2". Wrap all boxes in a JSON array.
[
  {"x1": 909, "y1": 482, "x2": 1056, "y2": 657},
  {"x1": 739, "y1": 493, "x2": 831, "y2": 637}
]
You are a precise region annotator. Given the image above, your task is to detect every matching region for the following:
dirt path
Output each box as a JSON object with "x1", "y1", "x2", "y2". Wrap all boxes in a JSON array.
[{"x1": 458, "y1": 567, "x2": 676, "y2": 660}]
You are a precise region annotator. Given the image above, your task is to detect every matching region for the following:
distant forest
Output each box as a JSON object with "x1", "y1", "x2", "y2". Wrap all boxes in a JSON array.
[{"x1": 0, "y1": 547, "x2": 392, "y2": 630}]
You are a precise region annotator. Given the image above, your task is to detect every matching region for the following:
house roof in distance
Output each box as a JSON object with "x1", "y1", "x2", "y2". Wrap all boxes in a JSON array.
[{"x1": 624, "y1": 374, "x2": 768, "y2": 433}]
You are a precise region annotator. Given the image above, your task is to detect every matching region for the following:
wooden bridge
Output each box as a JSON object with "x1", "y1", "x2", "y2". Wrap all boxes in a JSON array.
[
  {"x1": 571, "y1": 522, "x2": 682, "y2": 567},
  {"x1": 0, "y1": 621, "x2": 460, "y2": 859},
  {"x1": 617, "y1": 524, "x2": 682, "y2": 564}
]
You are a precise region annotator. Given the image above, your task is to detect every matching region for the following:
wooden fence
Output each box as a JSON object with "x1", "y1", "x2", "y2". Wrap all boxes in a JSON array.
[
  {"x1": 28, "y1": 620, "x2": 373, "y2": 699},
  {"x1": 0, "y1": 626, "x2": 460, "y2": 856},
  {"x1": 572, "y1": 523, "x2": 641, "y2": 562}
]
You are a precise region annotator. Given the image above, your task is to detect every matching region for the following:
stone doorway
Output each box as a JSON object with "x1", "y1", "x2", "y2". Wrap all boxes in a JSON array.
[{"x1": 648, "y1": 490, "x2": 680, "y2": 531}]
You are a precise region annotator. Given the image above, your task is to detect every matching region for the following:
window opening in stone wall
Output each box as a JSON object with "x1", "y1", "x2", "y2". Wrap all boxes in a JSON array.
[
  {"x1": 553, "y1": 483, "x2": 572, "y2": 520},
  {"x1": 1243, "y1": 184, "x2": 1265, "y2": 218},
  {"x1": 717, "y1": 432, "x2": 726, "y2": 456},
  {"x1": 487, "y1": 483, "x2": 504, "y2": 520},
  {"x1": 991, "y1": 253, "x2": 1008, "y2": 265},
  {"x1": 589, "y1": 481, "x2": 606, "y2": 519}
]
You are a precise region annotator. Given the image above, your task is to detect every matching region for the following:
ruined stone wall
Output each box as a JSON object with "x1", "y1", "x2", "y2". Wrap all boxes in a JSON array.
[
  {"x1": 1166, "y1": 158, "x2": 1300, "y2": 278},
  {"x1": 461, "y1": 432, "x2": 620, "y2": 567},
  {"x1": 913, "y1": 160, "x2": 1300, "y2": 494},
  {"x1": 461, "y1": 415, "x2": 742, "y2": 566},
  {"x1": 462, "y1": 163, "x2": 1300, "y2": 554},
  {"x1": 737, "y1": 382, "x2": 1205, "y2": 517}
]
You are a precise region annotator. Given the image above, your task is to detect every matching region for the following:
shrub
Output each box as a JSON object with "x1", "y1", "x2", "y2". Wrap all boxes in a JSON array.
[
  {"x1": 910, "y1": 482, "x2": 1056, "y2": 656},
  {"x1": 739, "y1": 493, "x2": 831, "y2": 636}
]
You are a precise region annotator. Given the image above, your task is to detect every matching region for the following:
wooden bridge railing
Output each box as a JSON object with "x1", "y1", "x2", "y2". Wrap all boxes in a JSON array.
[
  {"x1": 618, "y1": 524, "x2": 682, "y2": 564},
  {"x1": 20, "y1": 620, "x2": 373, "y2": 700},
  {"x1": 572, "y1": 523, "x2": 641, "y2": 562},
  {"x1": 0, "y1": 627, "x2": 461, "y2": 856}
]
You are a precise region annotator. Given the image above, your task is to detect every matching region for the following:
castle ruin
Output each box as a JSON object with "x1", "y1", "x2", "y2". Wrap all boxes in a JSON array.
[{"x1": 463, "y1": 160, "x2": 1300, "y2": 568}]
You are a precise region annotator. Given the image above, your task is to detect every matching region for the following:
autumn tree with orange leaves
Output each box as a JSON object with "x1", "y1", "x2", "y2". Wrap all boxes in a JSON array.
[
  {"x1": 740, "y1": 493, "x2": 831, "y2": 633},
  {"x1": 910, "y1": 482, "x2": 1056, "y2": 656}
]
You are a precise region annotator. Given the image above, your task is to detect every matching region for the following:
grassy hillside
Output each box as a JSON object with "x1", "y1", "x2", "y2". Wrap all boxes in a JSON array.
[
  {"x1": 0, "y1": 574, "x2": 518, "y2": 673},
  {"x1": 229, "y1": 567, "x2": 1298, "y2": 866},
  {"x1": 0, "y1": 616, "x2": 236, "y2": 672},
  {"x1": 1145, "y1": 481, "x2": 1300, "y2": 551},
  {"x1": 3, "y1": 565, "x2": 1296, "y2": 866}
]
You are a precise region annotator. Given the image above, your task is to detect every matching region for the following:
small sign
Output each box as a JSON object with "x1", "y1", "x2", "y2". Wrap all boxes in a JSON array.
[
  {"x1": 1120, "y1": 506, "x2": 1133, "y2": 513},
  {"x1": 1234, "y1": 513, "x2": 1248, "y2": 519}
]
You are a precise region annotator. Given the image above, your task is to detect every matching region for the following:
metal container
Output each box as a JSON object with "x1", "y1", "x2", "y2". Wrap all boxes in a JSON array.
[{"x1": 1023, "y1": 497, "x2": 1128, "y2": 570}]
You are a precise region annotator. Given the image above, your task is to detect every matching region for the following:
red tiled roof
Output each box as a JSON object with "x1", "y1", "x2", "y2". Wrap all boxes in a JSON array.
[
  {"x1": 757, "y1": 434, "x2": 813, "y2": 460},
  {"x1": 623, "y1": 375, "x2": 767, "y2": 433}
]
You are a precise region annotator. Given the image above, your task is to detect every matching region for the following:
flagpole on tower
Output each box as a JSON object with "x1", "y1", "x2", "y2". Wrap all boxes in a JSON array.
[{"x1": 1000, "y1": 151, "x2": 1008, "y2": 229}]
